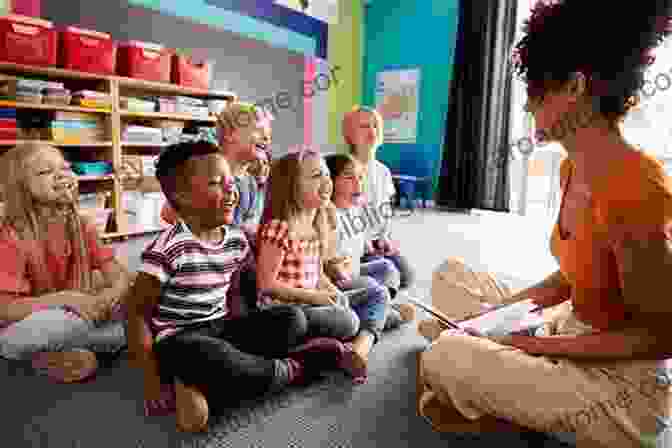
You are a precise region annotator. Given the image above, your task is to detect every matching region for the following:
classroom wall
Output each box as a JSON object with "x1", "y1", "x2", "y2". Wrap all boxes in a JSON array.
[
  {"x1": 35, "y1": 0, "x2": 305, "y2": 152},
  {"x1": 363, "y1": 0, "x2": 460, "y2": 195},
  {"x1": 327, "y1": 0, "x2": 364, "y2": 146}
]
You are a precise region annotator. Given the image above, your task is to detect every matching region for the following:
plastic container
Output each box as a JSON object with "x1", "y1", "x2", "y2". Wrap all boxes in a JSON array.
[
  {"x1": 0, "y1": 15, "x2": 57, "y2": 67},
  {"x1": 171, "y1": 55, "x2": 212, "y2": 89},
  {"x1": 117, "y1": 41, "x2": 171, "y2": 83},
  {"x1": 157, "y1": 97, "x2": 176, "y2": 113},
  {"x1": 175, "y1": 103, "x2": 209, "y2": 118},
  {"x1": 71, "y1": 161, "x2": 113, "y2": 176},
  {"x1": 59, "y1": 26, "x2": 116, "y2": 75},
  {"x1": 120, "y1": 96, "x2": 155, "y2": 112}
]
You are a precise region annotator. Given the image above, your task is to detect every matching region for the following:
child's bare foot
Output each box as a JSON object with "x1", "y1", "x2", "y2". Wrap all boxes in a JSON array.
[
  {"x1": 418, "y1": 319, "x2": 445, "y2": 343},
  {"x1": 340, "y1": 334, "x2": 373, "y2": 383},
  {"x1": 396, "y1": 303, "x2": 416, "y2": 322},
  {"x1": 175, "y1": 379, "x2": 209, "y2": 433},
  {"x1": 32, "y1": 349, "x2": 98, "y2": 383}
]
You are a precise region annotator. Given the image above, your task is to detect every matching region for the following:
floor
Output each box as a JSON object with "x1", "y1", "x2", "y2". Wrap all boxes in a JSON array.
[{"x1": 1, "y1": 209, "x2": 571, "y2": 448}]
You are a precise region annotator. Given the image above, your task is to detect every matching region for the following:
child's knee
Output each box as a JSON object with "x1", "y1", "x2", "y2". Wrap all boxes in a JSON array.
[
  {"x1": 0, "y1": 334, "x2": 39, "y2": 360},
  {"x1": 343, "y1": 309, "x2": 360, "y2": 339}
]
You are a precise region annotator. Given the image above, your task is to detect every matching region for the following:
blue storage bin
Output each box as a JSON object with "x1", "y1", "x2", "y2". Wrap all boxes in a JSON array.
[{"x1": 71, "y1": 161, "x2": 113, "y2": 176}]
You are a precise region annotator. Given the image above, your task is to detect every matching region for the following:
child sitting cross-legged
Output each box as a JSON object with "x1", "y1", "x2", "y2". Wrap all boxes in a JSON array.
[
  {"x1": 323, "y1": 154, "x2": 416, "y2": 381},
  {"x1": 0, "y1": 143, "x2": 130, "y2": 383},
  {"x1": 256, "y1": 147, "x2": 365, "y2": 379},
  {"x1": 125, "y1": 141, "x2": 343, "y2": 433}
]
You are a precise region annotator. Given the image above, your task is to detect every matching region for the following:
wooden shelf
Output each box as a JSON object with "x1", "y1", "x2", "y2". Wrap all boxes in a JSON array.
[
  {"x1": 0, "y1": 140, "x2": 112, "y2": 147},
  {"x1": 77, "y1": 175, "x2": 115, "y2": 182},
  {"x1": 0, "y1": 100, "x2": 111, "y2": 114},
  {"x1": 122, "y1": 142, "x2": 168, "y2": 147},
  {"x1": 120, "y1": 110, "x2": 216, "y2": 122},
  {"x1": 0, "y1": 62, "x2": 109, "y2": 81},
  {"x1": 115, "y1": 76, "x2": 235, "y2": 100},
  {"x1": 0, "y1": 61, "x2": 236, "y2": 238}
]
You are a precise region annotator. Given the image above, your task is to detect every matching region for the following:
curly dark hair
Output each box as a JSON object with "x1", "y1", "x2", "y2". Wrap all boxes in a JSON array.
[{"x1": 512, "y1": 0, "x2": 672, "y2": 123}]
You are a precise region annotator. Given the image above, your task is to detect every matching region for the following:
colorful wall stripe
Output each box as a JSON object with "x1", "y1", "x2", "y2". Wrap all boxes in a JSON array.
[
  {"x1": 304, "y1": 56, "x2": 315, "y2": 145},
  {"x1": 127, "y1": 0, "x2": 327, "y2": 58},
  {"x1": 327, "y1": 0, "x2": 364, "y2": 145}
]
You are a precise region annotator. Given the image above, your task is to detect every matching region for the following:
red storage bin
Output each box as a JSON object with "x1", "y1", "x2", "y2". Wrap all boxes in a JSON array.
[
  {"x1": 117, "y1": 41, "x2": 171, "y2": 83},
  {"x1": 0, "y1": 15, "x2": 57, "y2": 67},
  {"x1": 172, "y1": 55, "x2": 212, "y2": 90},
  {"x1": 59, "y1": 26, "x2": 116, "y2": 75}
]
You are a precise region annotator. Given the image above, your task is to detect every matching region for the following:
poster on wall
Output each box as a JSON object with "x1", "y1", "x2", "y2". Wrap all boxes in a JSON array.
[{"x1": 375, "y1": 68, "x2": 420, "y2": 143}]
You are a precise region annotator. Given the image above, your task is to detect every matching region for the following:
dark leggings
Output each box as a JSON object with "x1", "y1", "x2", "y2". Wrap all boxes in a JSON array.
[
  {"x1": 361, "y1": 253, "x2": 415, "y2": 289},
  {"x1": 153, "y1": 305, "x2": 306, "y2": 405}
]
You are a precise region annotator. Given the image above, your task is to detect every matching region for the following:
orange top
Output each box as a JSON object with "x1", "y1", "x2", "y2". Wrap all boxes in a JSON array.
[{"x1": 551, "y1": 149, "x2": 672, "y2": 330}]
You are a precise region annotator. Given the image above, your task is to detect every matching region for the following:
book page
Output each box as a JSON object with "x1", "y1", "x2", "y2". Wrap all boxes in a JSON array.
[{"x1": 458, "y1": 299, "x2": 542, "y2": 336}]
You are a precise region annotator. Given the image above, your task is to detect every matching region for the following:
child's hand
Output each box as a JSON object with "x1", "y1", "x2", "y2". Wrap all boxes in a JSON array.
[
  {"x1": 382, "y1": 239, "x2": 401, "y2": 256},
  {"x1": 311, "y1": 290, "x2": 339, "y2": 306},
  {"x1": 364, "y1": 241, "x2": 376, "y2": 255}
]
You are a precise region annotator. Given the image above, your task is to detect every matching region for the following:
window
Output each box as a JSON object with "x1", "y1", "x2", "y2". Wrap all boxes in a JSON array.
[{"x1": 509, "y1": 0, "x2": 672, "y2": 217}]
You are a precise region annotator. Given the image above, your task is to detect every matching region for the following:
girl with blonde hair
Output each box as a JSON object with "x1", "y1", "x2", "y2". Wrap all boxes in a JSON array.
[
  {"x1": 341, "y1": 106, "x2": 415, "y2": 292},
  {"x1": 0, "y1": 142, "x2": 130, "y2": 383}
]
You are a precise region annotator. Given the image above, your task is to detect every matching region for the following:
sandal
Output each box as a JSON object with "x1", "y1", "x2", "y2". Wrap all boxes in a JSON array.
[
  {"x1": 32, "y1": 349, "x2": 98, "y2": 383},
  {"x1": 339, "y1": 342, "x2": 368, "y2": 384},
  {"x1": 144, "y1": 383, "x2": 177, "y2": 417}
]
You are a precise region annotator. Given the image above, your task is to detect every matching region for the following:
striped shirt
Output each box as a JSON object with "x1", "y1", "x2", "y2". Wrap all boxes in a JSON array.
[{"x1": 139, "y1": 220, "x2": 251, "y2": 342}]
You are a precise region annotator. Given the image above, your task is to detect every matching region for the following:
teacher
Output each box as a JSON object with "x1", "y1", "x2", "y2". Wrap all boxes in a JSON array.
[{"x1": 419, "y1": 1, "x2": 672, "y2": 447}]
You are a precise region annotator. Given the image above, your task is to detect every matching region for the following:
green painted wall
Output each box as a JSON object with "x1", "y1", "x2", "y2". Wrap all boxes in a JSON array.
[
  {"x1": 363, "y1": 0, "x2": 459, "y2": 195},
  {"x1": 327, "y1": 0, "x2": 364, "y2": 145}
]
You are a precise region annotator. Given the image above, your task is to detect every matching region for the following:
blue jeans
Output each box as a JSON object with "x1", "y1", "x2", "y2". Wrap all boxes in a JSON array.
[
  {"x1": 0, "y1": 308, "x2": 126, "y2": 361},
  {"x1": 340, "y1": 276, "x2": 390, "y2": 344},
  {"x1": 361, "y1": 253, "x2": 414, "y2": 289}
]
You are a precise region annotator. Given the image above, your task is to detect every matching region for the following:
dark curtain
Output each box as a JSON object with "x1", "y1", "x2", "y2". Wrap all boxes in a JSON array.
[{"x1": 436, "y1": 0, "x2": 518, "y2": 212}]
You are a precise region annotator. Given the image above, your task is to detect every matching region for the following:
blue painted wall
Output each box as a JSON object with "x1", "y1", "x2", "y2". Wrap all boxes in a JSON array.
[{"x1": 363, "y1": 0, "x2": 460, "y2": 196}]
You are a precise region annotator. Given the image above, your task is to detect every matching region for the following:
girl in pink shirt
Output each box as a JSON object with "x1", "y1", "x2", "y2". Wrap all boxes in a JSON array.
[{"x1": 256, "y1": 148, "x2": 364, "y2": 379}]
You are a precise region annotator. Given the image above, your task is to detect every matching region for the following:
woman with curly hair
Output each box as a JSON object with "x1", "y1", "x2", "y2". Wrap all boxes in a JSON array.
[{"x1": 418, "y1": 1, "x2": 672, "y2": 446}]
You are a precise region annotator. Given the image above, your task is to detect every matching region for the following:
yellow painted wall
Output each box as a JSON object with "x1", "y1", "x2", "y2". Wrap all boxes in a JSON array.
[{"x1": 327, "y1": 0, "x2": 364, "y2": 145}]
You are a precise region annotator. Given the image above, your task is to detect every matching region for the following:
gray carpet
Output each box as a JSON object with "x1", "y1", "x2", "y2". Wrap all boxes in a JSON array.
[{"x1": 2, "y1": 211, "x2": 574, "y2": 447}]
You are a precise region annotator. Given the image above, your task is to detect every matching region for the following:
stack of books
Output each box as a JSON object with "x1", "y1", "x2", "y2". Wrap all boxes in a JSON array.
[
  {"x1": 0, "y1": 108, "x2": 17, "y2": 140},
  {"x1": 50, "y1": 111, "x2": 107, "y2": 143}
]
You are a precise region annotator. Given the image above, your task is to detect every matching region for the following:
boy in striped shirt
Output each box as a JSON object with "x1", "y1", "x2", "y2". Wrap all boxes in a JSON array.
[{"x1": 125, "y1": 141, "x2": 343, "y2": 433}]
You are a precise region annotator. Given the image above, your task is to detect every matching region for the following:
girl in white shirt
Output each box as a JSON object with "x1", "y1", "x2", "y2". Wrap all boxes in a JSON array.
[
  {"x1": 324, "y1": 154, "x2": 416, "y2": 382},
  {"x1": 341, "y1": 106, "x2": 415, "y2": 290}
]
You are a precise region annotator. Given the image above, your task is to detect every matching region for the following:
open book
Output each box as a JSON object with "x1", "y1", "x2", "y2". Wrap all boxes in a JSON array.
[{"x1": 407, "y1": 296, "x2": 544, "y2": 336}]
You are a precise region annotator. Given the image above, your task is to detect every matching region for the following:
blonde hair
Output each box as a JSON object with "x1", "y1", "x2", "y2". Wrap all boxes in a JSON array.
[
  {"x1": 0, "y1": 142, "x2": 93, "y2": 294},
  {"x1": 341, "y1": 106, "x2": 384, "y2": 153},
  {"x1": 216, "y1": 101, "x2": 273, "y2": 141}
]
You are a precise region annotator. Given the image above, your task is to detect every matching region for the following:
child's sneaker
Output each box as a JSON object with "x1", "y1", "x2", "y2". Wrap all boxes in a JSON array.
[
  {"x1": 286, "y1": 337, "x2": 344, "y2": 384},
  {"x1": 339, "y1": 342, "x2": 368, "y2": 384}
]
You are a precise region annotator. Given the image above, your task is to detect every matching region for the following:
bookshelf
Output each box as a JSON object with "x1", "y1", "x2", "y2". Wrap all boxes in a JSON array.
[{"x1": 0, "y1": 62, "x2": 237, "y2": 242}]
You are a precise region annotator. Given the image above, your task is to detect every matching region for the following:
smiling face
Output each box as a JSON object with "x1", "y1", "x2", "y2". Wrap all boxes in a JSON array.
[
  {"x1": 332, "y1": 160, "x2": 364, "y2": 208},
  {"x1": 219, "y1": 105, "x2": 273, "y2": 165},
  {"x1": 525, "y1": 75, "x2": 588, "y2": 144},
  {"x1": 25, "y1": 147, "x2": 77, "y2": 206},
  {"x1": 177, "y1": 153, "x2": 239, "y2": 226},
  {"x1": 295, "y1": 155, "x2": 329, "y2": 211}
]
